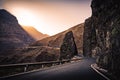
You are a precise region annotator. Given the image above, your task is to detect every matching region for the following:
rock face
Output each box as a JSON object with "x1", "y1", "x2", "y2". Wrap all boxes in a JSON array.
[
  {"x1": 0, "y1": 9, "x2": 35, "y2": 54},
  {"x1": 60, "y1": 31, "x2": 78, "y2": 60},
  {"x1": 83, "y1": 0, "x2": 120, "y2": 79},
  {"x1": 32, "y1": 23, "x2": 84, "y2": 54}
]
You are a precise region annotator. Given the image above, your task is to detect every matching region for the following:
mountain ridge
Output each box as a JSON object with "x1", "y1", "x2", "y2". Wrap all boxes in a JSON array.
[
  {"x1": 22, "y1": 26, "x2": 49, "y2": 40},
  {"x1": 32, "y1": 23, "x2": 84, "y2": 54},
  {"x1": 0, "y1": 9, "x2": 35, "y2": 54}
]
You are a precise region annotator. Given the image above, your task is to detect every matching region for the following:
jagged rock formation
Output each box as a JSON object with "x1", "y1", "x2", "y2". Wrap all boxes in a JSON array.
[
  {"x1": 22, "y1": 26, "x2": 49, "y2": 40},
  {"x1": 32, "y1": 23, "x2": 84, "y2": 54},
  {"x1": 60, "y1": 31, "x2": 78, "y2": 60},
  {"x1": 83, "y1": 0, "x2": 120, "y2": 79},
  {"x1": 0, "y1": 9, "x2": 35, "y2": 55}
]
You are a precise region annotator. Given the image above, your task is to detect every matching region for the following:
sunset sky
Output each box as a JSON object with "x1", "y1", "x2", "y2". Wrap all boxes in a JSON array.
[{"x1": 0, "y1": 0, "x2": 91, "y2": 36}]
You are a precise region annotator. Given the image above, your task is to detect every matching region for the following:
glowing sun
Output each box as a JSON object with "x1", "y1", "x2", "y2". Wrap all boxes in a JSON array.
[{"x1": 14, "y1": 10, "x2": 39, "y2": 26}]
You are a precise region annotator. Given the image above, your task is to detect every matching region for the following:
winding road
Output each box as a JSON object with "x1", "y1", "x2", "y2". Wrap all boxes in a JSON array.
[{"x1": 1, "y1": 58, "x2": 108, "y2": 80}]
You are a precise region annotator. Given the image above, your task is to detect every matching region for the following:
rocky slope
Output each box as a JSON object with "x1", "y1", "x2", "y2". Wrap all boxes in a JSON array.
[
  {"x1": 0, "y1": 9, "x2": 35, "y2": 55},
  {"x1": 83, "y1": 0, "x2": 120, "y2": 79},
  {"x1": 22, "y1": 26, "x2": 49, "y2": 40},
  {"x1": 0, "y1": 24, "x2": 83, "y2": 64},
  {"x1": 0, "y1": 9, "x2": 83, "y2": 64},
  {"x1": 32, "y1": 23, "x2": 84, "y2": 54},
  {"x1": 0, "y1": 46, "x2": 59, "y2": 64},
  {"x1": 0, "y1": 31, "x2": 78, "y2": 64},
  {"x1": 60, "y1": 31, "x2": 78, "y2": 60}
]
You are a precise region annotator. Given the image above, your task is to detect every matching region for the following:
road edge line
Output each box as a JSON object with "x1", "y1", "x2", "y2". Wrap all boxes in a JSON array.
[{"x1": 91, "y1": 64, "x2": 111, "y2": 80}]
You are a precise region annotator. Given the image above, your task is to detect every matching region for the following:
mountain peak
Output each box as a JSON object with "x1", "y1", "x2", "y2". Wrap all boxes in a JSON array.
[
  {"x1": 0, "y1": 9, "x2": 35, "y2": 54},
  {"x1": 0, "y1": 9, "x2": 18, "y2": 23},
  {"x1": 0, "y1": 9, "x2": 8, "y2": 12}
]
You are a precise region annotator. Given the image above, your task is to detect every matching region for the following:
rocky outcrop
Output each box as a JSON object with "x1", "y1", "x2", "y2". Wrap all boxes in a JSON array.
[
  {"x1": 32, "y1": 23, "x2": 84, "y2": 54},
  {"x1": 60, "y1": 31, "x2": 78, "y2": 60},
  {"x1": 0, "y1": 9, "x2": 35, "y2": 54},
  {"x1": 83, "y1": 0, "x2": 120, "y2": 79}
]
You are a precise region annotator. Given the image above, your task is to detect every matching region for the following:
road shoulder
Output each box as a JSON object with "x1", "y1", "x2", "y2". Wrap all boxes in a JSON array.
[{"x1": 91, "y1": 64, "x2": 111, "y2": 80}]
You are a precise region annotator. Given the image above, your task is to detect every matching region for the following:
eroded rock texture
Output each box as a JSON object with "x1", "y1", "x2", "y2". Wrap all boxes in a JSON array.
[
  {"x1": 0, "y1": 9, "x2": 35, "y2": 54},
  {"x1": 83, "y1": 0, "x2": 120, "y2": 79},
  {"x1": 60, "y1": 31, "x2": 78, "y2": 60}
]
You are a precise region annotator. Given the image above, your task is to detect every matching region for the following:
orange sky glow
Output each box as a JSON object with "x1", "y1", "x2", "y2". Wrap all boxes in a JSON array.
[{"x1": 1, "y1": 0, "x2": 92, "y2": 36}]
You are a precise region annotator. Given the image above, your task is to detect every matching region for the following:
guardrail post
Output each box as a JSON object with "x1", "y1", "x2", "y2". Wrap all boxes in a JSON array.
[
  {"x1": 24, "y1": 65, "x2": 28, "y2": 72},
  {"x1": 52, "y1": 63, "x2": 55, "y2": 66},
  {"x1": 60, "y1": 62, "x2": 61, "y2": 65},
  {"x1": 42, "y1": 64, "x2": 44, "y2": 68}
]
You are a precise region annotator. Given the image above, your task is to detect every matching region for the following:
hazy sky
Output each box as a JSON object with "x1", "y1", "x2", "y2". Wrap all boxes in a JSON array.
[{"x1": 0, "y1": 0, "x2": 92, "y2": 35}]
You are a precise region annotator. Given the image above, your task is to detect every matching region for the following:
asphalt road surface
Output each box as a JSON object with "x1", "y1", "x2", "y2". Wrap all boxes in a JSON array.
[{"x1": 0, "y1": 58, "x2": 108, "y2": 80}]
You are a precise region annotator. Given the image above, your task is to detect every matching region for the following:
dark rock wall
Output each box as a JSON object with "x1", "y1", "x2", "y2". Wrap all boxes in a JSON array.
[
  {"x1": 0, "y1": 9, "x2": 35, "y2": 54},
  {"x1": 83, "y1": 0, "x2": 120, "y2": 79},
  {"x1": 60, "y1": 31, "x2": 78, "y2": 60}
]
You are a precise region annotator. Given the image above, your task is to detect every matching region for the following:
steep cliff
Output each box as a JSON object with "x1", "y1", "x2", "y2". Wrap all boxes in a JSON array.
[
  {"x1": 60, "y1": 31, "x2": 78, "y2": 60},
  {"x1": 0, "y1": 9, "x2": 35, "y2": 55},
  {"x1": 83, "y1": 0, "x2": 120, "y2": 79}
]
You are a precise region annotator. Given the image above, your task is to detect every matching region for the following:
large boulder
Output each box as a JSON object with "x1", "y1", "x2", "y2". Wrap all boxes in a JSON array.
[{"x1": 60, "y1": 31, "x2": 78, "y2": 60}]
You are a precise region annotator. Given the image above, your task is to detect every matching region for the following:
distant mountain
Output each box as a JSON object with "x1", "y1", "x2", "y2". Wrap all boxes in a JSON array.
[
  {"x1": 32, "y1": 23, "x2": 84, "y2": 54},
  {"x1": 22, "y1": 26, "x2": 49, "y2": 40},
  {"x1": 0, "y1": 9, "x2": 35, "y2": 54}
]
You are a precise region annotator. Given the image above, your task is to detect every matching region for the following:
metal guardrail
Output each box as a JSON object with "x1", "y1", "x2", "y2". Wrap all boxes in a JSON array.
[
  {"x1": 0, "y1": 60, "x2": 68, "y2": 67},
  {"x1": 0, "y1": 58, "x2": 81, "y2": 68},
  {"x1": 0, "y1": 58, "x2": 81, "y2": 77},
  {"x1": 0, "y1": 60, "x2": 70, "y2": 71}
]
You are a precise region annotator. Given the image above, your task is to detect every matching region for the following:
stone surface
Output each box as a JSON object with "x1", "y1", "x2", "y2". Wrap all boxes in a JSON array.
[
  {"x1": 0, "y1": 9, "x2": 35, "y2": 55},
  {"x1": 60, "y1": 31, "x2": 78, "y2": 60},
  {"x1": 83, "y1": 0, "x2": 120, "y2": 79}
]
